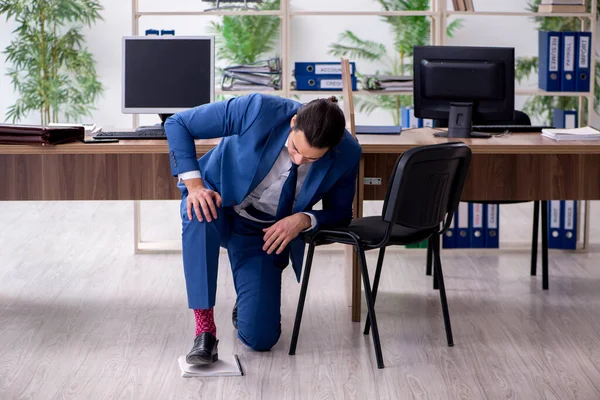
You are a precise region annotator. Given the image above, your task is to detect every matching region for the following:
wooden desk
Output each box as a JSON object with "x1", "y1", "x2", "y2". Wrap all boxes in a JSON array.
[
  {"x1": 0, "y1": 139, "x2": 219, "y2": 201},
  {"x1": 3, "y1": 129, "x2": 600, "y2": 322}
]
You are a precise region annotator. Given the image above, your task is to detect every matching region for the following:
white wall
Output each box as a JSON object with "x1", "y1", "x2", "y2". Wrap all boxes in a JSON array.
[{"x1": 0, "y1": 0, "x2": 598, "y2": 127}]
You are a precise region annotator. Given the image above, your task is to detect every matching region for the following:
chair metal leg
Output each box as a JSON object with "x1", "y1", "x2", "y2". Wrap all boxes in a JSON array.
[
  {"x1": 288, "y1": 242, "x2": 316, "y2": 356},
  {"x1": 531, "y1": 201, "x2": 539, "y2": 276},
  {"x1": 433, "y1": 236, "x2": 439, "y2": 290},
  {"x1": 432, "y1": 234, "x2": 454, "y2": 347},
  {"x1": 541, "y1": 200, "x2": 549, "y2": 290},
  {"x1": 358, "y1": 248, "x2": 385, "y2": 369},
  {"x1": 426, "y1": 239, "x2": 433, "y2": 276},
  {"x1": 364, "y1": 247, "x2": 386, "y2": 335}
]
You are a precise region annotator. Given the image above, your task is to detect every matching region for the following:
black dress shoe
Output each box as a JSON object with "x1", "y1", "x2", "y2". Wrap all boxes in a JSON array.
[
  {"x1": 186, "y1": 332, "x2": 219, "y2": 365},
  {"x1": 232, "y1": 299, "x2": 238, "y2": 330}
]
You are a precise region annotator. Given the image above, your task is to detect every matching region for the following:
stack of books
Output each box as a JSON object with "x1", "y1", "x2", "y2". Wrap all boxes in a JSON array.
[
  {"x1": 220, "y1": 58, "x2": 281, "y2": 91},
  {"x1": 452, "y1": 0, "x2": 474, "y2": 11},
  {"x1": 538, "y1": 0, "x2": 586, "y2": 13},
  {"x1": 364, "y1": 75, "x2": 413, "y2": 92}
]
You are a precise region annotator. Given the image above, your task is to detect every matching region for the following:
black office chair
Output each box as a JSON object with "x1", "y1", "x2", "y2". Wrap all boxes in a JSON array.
[
  {"x1": 428, "y1": 110, "x2": 549, "y2": 289},
  {"x1": 288, "y1": 142, "x2": 473, "y2": 369}
]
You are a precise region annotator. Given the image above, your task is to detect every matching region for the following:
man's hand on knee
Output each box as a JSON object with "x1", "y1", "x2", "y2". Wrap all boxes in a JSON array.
[
  {"x1": 262, "y1": 213, "x2": 311, "y2": 255},
  {"x1": 184, "y1": 178, "x2": 223, "y2": 222}
]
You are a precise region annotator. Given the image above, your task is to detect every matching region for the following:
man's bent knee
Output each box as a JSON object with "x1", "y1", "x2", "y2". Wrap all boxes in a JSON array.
[{"x1": 238, "y1": 324, "x2": 281, "y2": 351}]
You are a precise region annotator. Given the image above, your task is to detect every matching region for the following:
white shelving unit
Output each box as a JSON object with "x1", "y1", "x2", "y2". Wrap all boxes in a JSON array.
[{"x1": 129, "y1": 0, "x2": 597, "y2": 252}]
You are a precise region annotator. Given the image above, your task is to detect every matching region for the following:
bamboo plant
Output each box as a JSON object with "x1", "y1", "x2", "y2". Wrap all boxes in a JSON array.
[{"x1": 0, "y1": 0, "x2": 104, "y2": 125}]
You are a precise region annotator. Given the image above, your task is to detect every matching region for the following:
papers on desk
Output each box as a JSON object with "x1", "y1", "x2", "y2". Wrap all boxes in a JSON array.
[
  {"x1": 177, "y1": 355, "x2": 243, "y2": 378},
  {"x1": 541, "y1": 126, "x2": 600, "y2": 141}
]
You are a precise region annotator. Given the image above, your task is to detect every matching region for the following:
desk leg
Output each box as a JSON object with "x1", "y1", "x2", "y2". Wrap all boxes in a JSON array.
[
  {"x1": 134, "y1": 200, "x2": 142, "y2": 254},
  {"x1": 133, "y1": 201, "x2": 181, "y2": 254},
  {"x1": 350, "y1": 157, "x2": 365, "y2": 322}
]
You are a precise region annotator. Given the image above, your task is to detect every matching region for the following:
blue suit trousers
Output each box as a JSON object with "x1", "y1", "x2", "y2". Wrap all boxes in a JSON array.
[{"x1": 179, "y1": 185, "x2": 283, "y2": 351}]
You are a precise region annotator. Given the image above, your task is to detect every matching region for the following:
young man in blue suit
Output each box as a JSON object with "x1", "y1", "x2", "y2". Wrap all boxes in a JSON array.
[{"x1": 165, "y1": 93, "x2": 362, "y2": 365}]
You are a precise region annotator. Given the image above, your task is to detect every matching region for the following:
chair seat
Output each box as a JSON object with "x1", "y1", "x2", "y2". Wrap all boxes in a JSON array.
[{"x1": 311, "y1": 216, "x2": 437, "y2": 247}]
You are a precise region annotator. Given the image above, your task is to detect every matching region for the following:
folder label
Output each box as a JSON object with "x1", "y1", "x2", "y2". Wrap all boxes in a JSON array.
[
  {"x1": 550, "y1": 201, "x2": 560, "y2": 229},
  {"x1": 564, "y1": 200, "x2": 575, "y2": 230},
  {"x1": 316, "y1": 65, "x2": 343, "y2": 75},
  {"x1": 579, "y1": 35, "x2": 590, "y2": 69},
  {"x1": 549, "y1": 36, "x2": 560, "y2": 72},
  {"x1": 321, "y1": 79, "x2": 344, "y2": 89},
  {"x1": 487, "y1": 204, "x2": 498, "y2": 229},
  {"x1": 564, "y1": 35, "x2": 575, "y2": 73}
]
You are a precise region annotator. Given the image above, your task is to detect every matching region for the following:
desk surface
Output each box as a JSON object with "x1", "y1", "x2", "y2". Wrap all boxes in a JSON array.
[
  {"x1": 357, "y1": 129, "x2": 600, "y2": 154},
  {"x1": 2, "y1": 128, "x2": 600, "y2": 155}
]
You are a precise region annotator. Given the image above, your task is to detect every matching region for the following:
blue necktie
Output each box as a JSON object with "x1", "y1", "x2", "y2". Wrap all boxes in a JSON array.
[
  {"x1": 273, "y1": 162, "x2": 299, "y2": 268},
  {"x1": 275, "y1": 162, "x2": 299, "y2": 221}
]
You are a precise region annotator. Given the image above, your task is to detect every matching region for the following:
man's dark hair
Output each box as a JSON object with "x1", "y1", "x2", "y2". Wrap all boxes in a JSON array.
[{"x1": 293, "y1": 96, "x2": 346, "y2": 149}]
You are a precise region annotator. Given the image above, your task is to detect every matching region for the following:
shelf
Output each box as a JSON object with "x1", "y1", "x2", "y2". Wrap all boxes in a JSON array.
[
  {"x1": 290, "y1": 89, "x2": 413, "y2": 96},
  {"x1": 216, "y1": 89, "x2": 283, "y2": 96},
  {"x1": 136, "y1": 10, "x2": 283, "y2": 17},
  {"x1": 290, "y1": 10, "x2": 436, "y2": 17},
  {"x1": 446, "y1": 11, "x2": 593, "y2": 18},
  {"x1": 516, "y1": 88, "x2": 593, "y2": 96}
]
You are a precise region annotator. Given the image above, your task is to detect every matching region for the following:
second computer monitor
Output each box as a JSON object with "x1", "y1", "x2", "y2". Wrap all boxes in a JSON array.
[{"x1": 413, "y1": 45, "x2": 514, "y2": 138}]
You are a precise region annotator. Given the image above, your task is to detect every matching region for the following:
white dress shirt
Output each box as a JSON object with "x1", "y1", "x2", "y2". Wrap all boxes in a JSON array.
[{"x1": 179, "y1": 142, "x2": 316, "y2": 230}]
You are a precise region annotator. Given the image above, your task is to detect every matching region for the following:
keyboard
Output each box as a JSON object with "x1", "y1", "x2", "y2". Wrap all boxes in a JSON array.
[
  {"x1": 472, "y1": 125, "x2": 553, "y2": 133},
  {"x1": 95, "y1": 129, "x2": 167, "y2": 139}
]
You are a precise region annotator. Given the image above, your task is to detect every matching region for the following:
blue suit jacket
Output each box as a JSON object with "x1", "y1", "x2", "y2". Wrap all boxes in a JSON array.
[{"x1": 165, "y1": 93, "x2": 362, "y2": 281}]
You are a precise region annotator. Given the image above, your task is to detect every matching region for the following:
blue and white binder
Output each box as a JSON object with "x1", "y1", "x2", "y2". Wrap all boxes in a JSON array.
[
  {"x1": 538, "y1": 31, "x2": 562, "y2": 92},
  {"x1": 294, "y1": 75, "x2": 357, "y2": 91},
  {"x1": 548, "y1": 200, "x2": 562, "y2": 249},
  {"x1": 552, "y1": 108, "x2": 578, "y2": 129},
  {"x1": 485, "y1": 204, "x2": 499, "y2": 248},
  {"x1": 456, "y1": 202, "x2": 470, "y2": 248},
  {"x1": 443, "y1": 215, "x2": 456, "y2": 248},
  {"x1": 294, "y1": 62, "x2": 356, "y2": 76},
  {"x1": 469, "y1": 203, "x2": 485, "y2": 248},
  {"x1": 561, "y1": 32, "x2": 577, "y2": 92},
  {"x1": 562, "y1": 200, "x2": 577, "y2": 249},
  {"x1": 401, "y1": 106, "x2": 421, "y2": 128},
  {"x1": 576, "y1": 31, "x2": 592, "y2": 92}
]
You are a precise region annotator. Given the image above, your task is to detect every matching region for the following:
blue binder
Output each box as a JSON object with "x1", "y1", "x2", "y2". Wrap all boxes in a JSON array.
[
  {"x1": 561, "y1": 32, "x2": 577, "y2": 92},
  {"x1": 145, "y1": 29, "x2": 160, "y2": 36},
  {"x1": 456, "y1": 202, "x2": 470, "y2": 248},
  {"x1": 294, "y1": 75, "x2": 357, "y2": 91},
  {"x1": 469, "y1": 203, "x2": 485, "y2": 248},
  {"x1": 401, "y1": 106, "x2": 423, "y2": 128},
  {"x1": 548, "y1": 200, "x2": 562, "y2": 249},
  {"x1": 576, "y1": 32, "x2": 592, "y2": 92},
  {"x1": 485, "y1": 204, "x2": 499, "y2": 248},
  {"x1": 442, "y1": 215, "x2": 456, "y2": 248},
  {"x1": 562, "y1": 200, "x2": 577, "y2": 249},
  {"x1": 552, "y1": 108, "x2": 578, "y2": 129},
  {"x1": 294, "y1": 62, "x2": 356, "y2": 76},
  {"x1": 538, "y1": 31, "x2": 562, "y2": 92}
]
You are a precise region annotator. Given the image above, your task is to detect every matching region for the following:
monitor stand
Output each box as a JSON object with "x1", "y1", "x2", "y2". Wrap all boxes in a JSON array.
[
  {"x1": 433, "y1": 102, "x2": 492, "y2": 139},
  {"x1": 135, "y1": 113, "x2": 173, "y2": 133}
]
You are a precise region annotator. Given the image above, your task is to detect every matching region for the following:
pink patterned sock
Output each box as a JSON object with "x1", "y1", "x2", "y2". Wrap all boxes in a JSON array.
[{"x1": 194, "y1": 308, "x2": 217, "y2": 337}]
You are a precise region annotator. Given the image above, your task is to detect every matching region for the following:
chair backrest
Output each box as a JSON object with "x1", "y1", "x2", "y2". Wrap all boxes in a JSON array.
[{"x1": 381, "y1": 142, "x2": 472, "y2": 231}]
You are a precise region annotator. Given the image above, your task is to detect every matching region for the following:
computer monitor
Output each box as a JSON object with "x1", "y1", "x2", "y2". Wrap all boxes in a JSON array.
[
  {"x1": 122, "y1": 36, "x2": 214, "y2": 132},
  {"x1": 413, "y1": 45, "x2": 514, "y2": 138}
]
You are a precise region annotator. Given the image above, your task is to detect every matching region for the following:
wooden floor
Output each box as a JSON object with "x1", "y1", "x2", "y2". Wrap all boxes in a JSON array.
[{"x1": 2, "y1": 201, "x2": 600, "y2": 399}]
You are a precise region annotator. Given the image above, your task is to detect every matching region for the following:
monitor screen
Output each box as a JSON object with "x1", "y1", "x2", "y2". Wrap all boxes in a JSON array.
[{"x1": 122, "y1": 36, "x2": 214, "y2": 113}]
